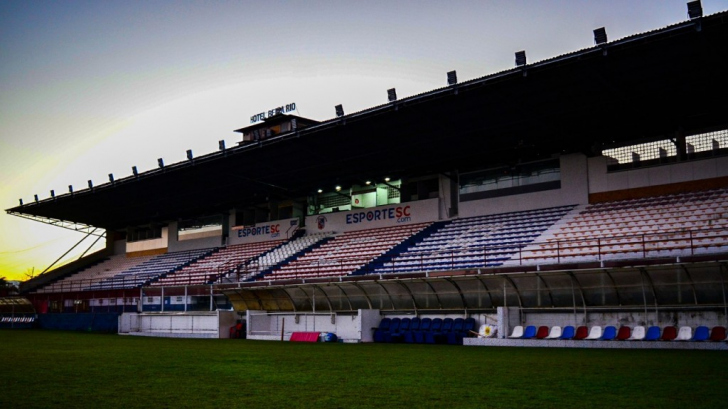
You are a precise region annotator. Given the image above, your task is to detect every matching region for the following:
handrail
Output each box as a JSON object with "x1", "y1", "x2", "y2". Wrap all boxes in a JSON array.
[{"x1": 31, "y1": 225, "x2": 728, "y2": 291}]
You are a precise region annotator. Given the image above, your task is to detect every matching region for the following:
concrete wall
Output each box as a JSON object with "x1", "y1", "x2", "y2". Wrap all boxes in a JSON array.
[
  {"x1": 126, "y1": 227, "x2": 169, "y2": 253},
  {"x1": 167, "y1": 222, "x2": 223, "y2": 252},
  {"x1": 587, "y1": 155, "x2": 728, "y2": 194},
  {"x1": 118, "y1": 310, "x2": 237, "y2": 338},
  {"x1": 460, "y1": 154, "x2": 589, "y2": 217},
  {"x1": 498, "y1": 307, "x2": 727, "y2": 339}
]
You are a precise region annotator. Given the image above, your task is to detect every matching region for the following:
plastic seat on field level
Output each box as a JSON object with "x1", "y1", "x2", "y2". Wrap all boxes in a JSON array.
[
  {"x1": 709, "y1": 326, "x2": 727, "y2": 342},
  {"x1": 692, "y1": 326, "x2": 709, "y2": 341},
  {"x1": 545, "y1": 326, "x2": 562, "y2": 339},
  {"x1": 559, "y1": 326, "x2": 575, "y2": 340},
  {"x1": 644, "y1": 326, "x2": 661, "y2": 341},
  {"x1": 616, "y1": 326, "x2": 632, "y2": 340},
  {"x1": 675, "y1": 326, "x2": 692, "y2": 341},
  {"x1": 535, "y1": 326, "x2": 550, "y2": 339},
  {"x1": 601, "y1": 326, "x2": 617, "y2": 340},
  {"x1": 574, "y1": 326, "x2": 589, "y2": 340},
  {"x1": 522, "y1": 325, "x2": 537, "y2": 339},
  {"x1": 508, "y1": 325, "x2": 524, "y2": 339},
  {"x1": 661, "y1": 326, "x2": 677, "y2": 341},
  {"x1": 585, "y1": 326, "x2": 603, "y2": 340}
]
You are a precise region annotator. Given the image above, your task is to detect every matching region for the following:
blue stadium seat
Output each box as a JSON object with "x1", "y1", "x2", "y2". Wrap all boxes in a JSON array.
[
  {"x1": 384, "y1": 318, "x2": 401, "y2": 343},
  {"x1": 601, "y1": 326, "x2": 617, "y2": 340},
  {"x1": 373, "y1": 318, "x2": 391, "y2": 343},
  {"x1": 404, "y1": 317, "x2": 421, "y2": 343},
  {"x1": 692, "y1": 326, "x2": 710, "y2": 341},
  {"x1": 436, "y1": 318, "x2": 454, "y2": 344},
  {"x1": 559, "y1": 326, "x2": 575, "y2": 339},
  {"x1": 644, "y1": 326, "x2": 661, "y2": 341},
  {"x1": 446, "y1": 318, "x2": 466, "y2": 345},
  {"x1": 522, "y1": 325, "x2": 537, "y2": 339},
  {"x1": 425, "y1": 318, "x2": 443, "y2": 344},
  {"x1": 390, "y1": 317, "x2": 411, "y2": 343},
  {"x1": 414, "y1": 318, "x2": 432, "y2": 343}
]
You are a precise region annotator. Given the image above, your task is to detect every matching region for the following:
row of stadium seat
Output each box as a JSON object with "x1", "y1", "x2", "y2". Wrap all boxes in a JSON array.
[
  {"x1": 523, "y1": 188, "x2": 728, "y2": 264},
  {"x1": 374, "y1": 206, "x2": 575, "y2": 274},
  {"x1": 0, "y1": 316, "x2": 35, "y2": 323},
  {"x1": 260, "y1": 223, "x2": 432, "y2": 280},
  {"x1": 508, "y1": 325, "x2": 728, "y2": 341},
  {"x1": 87, "y1": 248, "x2": 214, "y2": 290},
  {"x1": 152, "y1": 240, "x2": 284, "y2": 286},
  {"x1": 373, "y1": 317, "x2": 476, "y2": 344}
]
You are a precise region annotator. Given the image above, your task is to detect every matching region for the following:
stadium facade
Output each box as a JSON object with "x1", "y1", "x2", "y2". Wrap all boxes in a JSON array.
[{"x1": 3, "y1": 2, "x2": 728, "y2": 346}]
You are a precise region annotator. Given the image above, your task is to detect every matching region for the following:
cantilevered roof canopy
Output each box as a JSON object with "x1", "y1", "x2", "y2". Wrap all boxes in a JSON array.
[{"x1": 7, "y1": 12, "x2": 728, "y2": 231}]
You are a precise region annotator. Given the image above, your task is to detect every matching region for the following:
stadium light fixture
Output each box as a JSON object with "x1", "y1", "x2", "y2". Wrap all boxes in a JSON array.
[
  {"x1": 335, "y1": 104, "x2": 344, "y2": 117},
  {"x1": 593, "y1": 27, "x2": 607, "y2": 45},
  {"x1": 291, "y1": 118, "x2": 298, "y2": 130},
  {"x1": 365, "y1": 181, "x2": 371, "y2": 185},
  {"x1": 68, "y1": 185, "x2": 73, "y2": 194},
  {"x1": 158, "y1": 158, "x2": 164, "y2": 169},
  {"x1": 687, "y1": 0, "x2": 702, "y2": 19},
  {"x1": 186, "y1": 150, "x2": 193, "y2": 161},
  {"x1": 50, "y1": 190, "x2": 55, "y2": 199},
  {"x1": 387, "y1": 88, "x2": 397, "y2": 102},
  {"x1": 218, "y1": 140, "x2": 226, "y2": 151},
  {"x1": 18, "y1": 198, "x2": 23, "y2": 206},
  {"x1": 515, "y1": 51, "x2": 527, "y2": 67},
  {"x1": 447, "y1": 70, "x2": 457, "y2": 85},
  {"x1": 88, "y1": 180, "x2": 93, "y2": 190},
  {"x1": 109, "y1": 173, "x2": 115, "y2": 183},
  {"x1": 317, "y1": 189, "x2": 323, "y2": 193},
  {"x1": 335, "y1": 185, "x2": 342, "y2": 192},
  {"x1": 384, "y1": 177, "x2": 391, "y2": 182},
  {"x1": 132, "y1": 166, "x2": 138, "y2": 177},
  {"x1": 34, "y1": 194, "x2": 39, "y2": 203}
]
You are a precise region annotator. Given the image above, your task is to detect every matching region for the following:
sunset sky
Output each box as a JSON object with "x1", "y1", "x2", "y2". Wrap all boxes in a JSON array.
[{"x1": 1, "y1": 0, "x2": 725, "y2": 281}]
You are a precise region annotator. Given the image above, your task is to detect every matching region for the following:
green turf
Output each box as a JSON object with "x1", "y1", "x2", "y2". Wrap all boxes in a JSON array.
[{"x1": 0, "y1": 330, "x2": 726, "y2": 408}]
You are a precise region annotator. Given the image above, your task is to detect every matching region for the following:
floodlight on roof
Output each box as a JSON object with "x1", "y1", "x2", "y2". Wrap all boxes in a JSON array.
[
  {"x1": 132, "y1": 166, "x2": 138, "y2": 177},
  {"x1": 34, "y1": 194, "x2": 39, "y2": 203},
  {"x1": 593, "y1": 27, "x2": 607, "y2": 45},
  {"x1": 186, "y1": 150, "x2": 193, "y2": 161},
  {"x1": 447, "y1": 70, "x2": 457, "y2": 85},
  {"x1": 335, "y1": 104, "x2": 344, "y2": 117},
  {"x1": 50, "y1": 190, "x2": 55, "y2": 199},
  {"x1": 317, "y1": 189, "x2": 323, "y2": 193},
  {"x1": 387, "y1": 88, "x2": 397, "y2": 102},
  {"x1": 515, "y1": 50, "x2": 527, "y2": 67},
  {"x1": 384, "y1": 177, "x2": 391, "y2": 182},
  {"x1": 365, "y1": 181, "x2": 371, "y2": 185},
  {"x1": 687, "y1": 0, "x2": 702, "y2": 19},
  {"x1": 218, "y1": 140, "x2": 226, "y2": 151},
  {"x1": 18, "y1": 198, "x2": 23, "y2": 206},
  {"x1": 88, "y1": 180, "x2": 93, "y2": 189},
  {"x1": 158, "y1": 158, "x2": 164, "y2": 169},
  {"x1": 335, "y1": 185, "x2": 342, "y2": 192},
  {"x1": 68, "y1": 185, "x2": 73, "y2": 194},
  {"x1": 109, "y1": 173, "x2": 114, "y2": 183}
]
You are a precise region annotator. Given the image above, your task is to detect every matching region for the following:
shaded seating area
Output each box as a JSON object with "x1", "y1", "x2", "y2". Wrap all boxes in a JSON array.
[{"x1": 373, "y1": 317, "x2": 476, "y2": 345}]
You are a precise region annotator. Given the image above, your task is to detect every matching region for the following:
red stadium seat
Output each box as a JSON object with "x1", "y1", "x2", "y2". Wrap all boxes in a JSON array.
[
  {"x1": 661, "y1": 326, "x2": 677, "y2": 341},
  {"x1": 574, "y1": 326, "x2": 589, "y2": 340},
  {"x1": 709, "y1": 326, "x2": 726, "y2": 341},
  {"x1": 535, "y1": 326, "x2": 549, "y2": 339},
  {"x1": 616, "y1": 326, "x2": 631, "y2": 340}
]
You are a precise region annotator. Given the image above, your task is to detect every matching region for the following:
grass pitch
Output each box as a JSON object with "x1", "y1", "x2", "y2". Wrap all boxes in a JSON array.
[{"x1": 1, "y1": 330, "x2": 726, "y2": 408}]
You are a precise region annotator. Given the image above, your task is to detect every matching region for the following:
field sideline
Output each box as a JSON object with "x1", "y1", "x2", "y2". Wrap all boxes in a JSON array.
[{"x1": 1, "y1": 330, "x2": 726, "y2": 408}]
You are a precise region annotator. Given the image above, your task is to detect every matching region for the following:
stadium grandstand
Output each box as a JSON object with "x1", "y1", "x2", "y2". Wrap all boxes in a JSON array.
[{"x1": 3, "y1": 2, "x2": 728, "y2": 346}]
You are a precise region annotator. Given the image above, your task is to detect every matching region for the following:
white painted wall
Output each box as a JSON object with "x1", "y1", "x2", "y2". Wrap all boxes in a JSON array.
[
  {"x1": 126, "y1": 227, "x2": 169, "y2": 253},
  {"x1": 587, "y1": 155, "x2": 728, "y2": 193},
  {"x1": 118, "y1": 310, "x2": 237, "y2": 338},
  {"x1": 460, "y1": 154, "x2": 589, "y2": 217}
]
